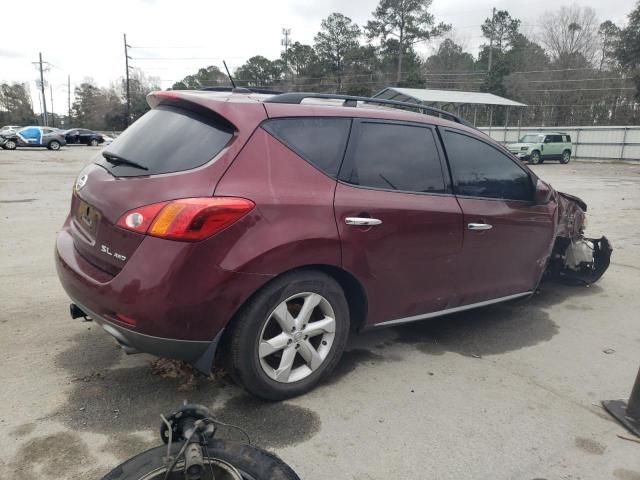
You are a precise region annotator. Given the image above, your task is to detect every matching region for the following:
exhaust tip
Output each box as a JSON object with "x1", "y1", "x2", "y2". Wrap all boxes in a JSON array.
[{"x1": 69, "y1": 303, "x2": 90, "y2": 321}]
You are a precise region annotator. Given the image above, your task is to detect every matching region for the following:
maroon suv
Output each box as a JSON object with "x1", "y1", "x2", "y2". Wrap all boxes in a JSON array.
[{"x1": 55, "y1": 90, "x2": 611, "y2": 400}]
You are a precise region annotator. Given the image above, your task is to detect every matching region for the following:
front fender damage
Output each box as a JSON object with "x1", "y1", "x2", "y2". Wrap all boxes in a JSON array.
[{"x1": 544, "y1": 192, "x2": 613, "y2": 285}]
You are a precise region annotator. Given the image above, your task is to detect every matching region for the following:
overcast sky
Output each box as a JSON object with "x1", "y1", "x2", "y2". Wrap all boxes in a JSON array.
[{"x1": 0, "y1": 0, "x2": 635, "y2": 115}]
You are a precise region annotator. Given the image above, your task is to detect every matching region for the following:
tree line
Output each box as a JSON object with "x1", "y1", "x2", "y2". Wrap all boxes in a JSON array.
[
  {"x1": 1, "y1": 0, "x2": 638, "y2": 130},
  {"x1": 173, "y1": 1, "x2": 640, "y2": 127},
  {"x1": 0, "y1": 70, "x2": 159, "y2": 131}
]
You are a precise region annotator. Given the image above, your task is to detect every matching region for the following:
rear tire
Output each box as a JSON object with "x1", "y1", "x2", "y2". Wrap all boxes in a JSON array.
[
  {"x1": 560, "y1": 150, "x2": 571, "y2": 164},
  {"x1": 102, "y1": 439, "x2": 300, "y2": 480},
  {"x1": 225, "y1": 270, "x2": 350, "y2": 400},
  {"x1": 89, "y1": 138, "x2": 99, "y2": 146},
  {"x1": 47, "y1": 140, "x2": 61, "y2": 151},
  {"x1": 528, "y1": 150, "x2": 541, "y2": 165}
]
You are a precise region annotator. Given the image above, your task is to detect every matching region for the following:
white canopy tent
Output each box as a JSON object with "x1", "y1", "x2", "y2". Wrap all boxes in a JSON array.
[{"x1": 373, "y1": 87, "x2": 527, "y2": 128}]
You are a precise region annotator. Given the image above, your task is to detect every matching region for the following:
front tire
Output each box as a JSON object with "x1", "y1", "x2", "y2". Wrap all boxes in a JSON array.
[
  {"x1": 89, "y1": 138, "x2": 99, "y2": 146},
  {"x1": 560, "y1": 150, "x2": 571, "y2": 164},
  {"x1": 102, "y1": 439, "x2": 300, "y2": 480},
  {"x1": 528, "y1": 150, "x2": 541, "y2": 165},
  {"x1": 225, "y1": 270, "x2": 350, "y2": 400},
  {"x1": 3, "y1": 139, "x2": 17, "y2": 150},
  {"x1": 47, "y1": 140, "x2": 61, "y2": 151}
]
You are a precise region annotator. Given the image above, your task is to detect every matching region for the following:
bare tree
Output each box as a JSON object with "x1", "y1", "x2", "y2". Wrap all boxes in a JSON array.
[{"x1": 540, "y1": 5, "x2": 599, "y2": 65}]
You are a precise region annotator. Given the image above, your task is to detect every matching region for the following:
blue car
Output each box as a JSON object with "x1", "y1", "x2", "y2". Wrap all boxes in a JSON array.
[{"x1": 2, "y1": 126, "x2": 67, "y2": 150}]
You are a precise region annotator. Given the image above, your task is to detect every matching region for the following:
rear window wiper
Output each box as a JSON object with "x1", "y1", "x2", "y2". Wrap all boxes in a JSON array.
[{"x1": 102, "y1": 151, "x2": 149, "y2": 171}]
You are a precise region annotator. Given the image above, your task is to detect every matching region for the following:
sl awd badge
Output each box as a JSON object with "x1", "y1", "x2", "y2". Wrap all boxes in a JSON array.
[{"x1": 101, "y1": 245, "x2": 127, "y2": 262}]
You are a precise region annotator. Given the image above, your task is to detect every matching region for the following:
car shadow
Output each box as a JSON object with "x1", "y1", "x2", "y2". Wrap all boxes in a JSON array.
[
  {"x1": 51, "y1": 326, "x2": 321, "y2": 456},
  {"x1": 335, "y1": 281, "x2": 603, "y2": 369},
  {"x1": 46, "y1": 281, "x2": 602, "y2": 461}
]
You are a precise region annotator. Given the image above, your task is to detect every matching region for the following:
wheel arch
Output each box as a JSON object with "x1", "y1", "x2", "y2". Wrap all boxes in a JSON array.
[{"x1": 215, "y1": 264, "x2": 369, "y2": 363}]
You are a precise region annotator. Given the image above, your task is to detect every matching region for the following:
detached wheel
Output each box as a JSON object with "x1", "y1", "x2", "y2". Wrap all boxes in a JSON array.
[
  {"x1": 47, "y1": 140, "x2": 61, "y2": 151},
  {"x1": 560, "y1": 150, "x2": 571, "y2": 164},
  {"x1": 528, "y1": 150, "x2": 541, "y2": 165},
  {"x1": 89, "y1": 138, "x2": 99, "y2": 146},
  {"x1": 226, "y1": 270, "x2": 350, "y2": 400},
  {"x1": 102, "y1": 439, "x2": 300, "y2": 480},
  {"x1": 3, "y1": 139, "x2": 17, "y2": 150}
]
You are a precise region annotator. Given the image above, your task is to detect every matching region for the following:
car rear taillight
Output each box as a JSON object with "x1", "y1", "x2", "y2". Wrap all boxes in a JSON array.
[{"x1": 116, "y1": 197, "x2": 255, "y2": 242}]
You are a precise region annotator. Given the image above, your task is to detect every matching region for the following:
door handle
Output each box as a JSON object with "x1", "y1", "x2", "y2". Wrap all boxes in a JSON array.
[
  {"x1": 468, "y1": 223, "x2": 493, "y2": 231},
  {"x1": 345, "y1": 217, "x2": 383, "y2": 226}
]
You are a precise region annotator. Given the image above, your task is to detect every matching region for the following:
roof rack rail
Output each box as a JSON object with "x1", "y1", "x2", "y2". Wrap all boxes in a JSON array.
[
  {"x1": 199, "y1": 86, "x2": 284, "y2": 95},
  {"x1": 264, "y1": 92, "x2": 473, "y2": 127}
]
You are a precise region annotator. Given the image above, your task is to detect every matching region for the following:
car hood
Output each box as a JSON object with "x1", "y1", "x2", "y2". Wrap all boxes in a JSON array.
[{"x1": 506, "y1": 142, "x2": 533, "y2": 149}]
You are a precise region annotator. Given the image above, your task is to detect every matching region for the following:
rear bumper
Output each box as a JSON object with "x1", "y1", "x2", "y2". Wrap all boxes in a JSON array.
[
  {"x1": 55, "y1": 224, "x2": 272, "y2": 345},
  {"x1": 73, "y1": 299, "x2": 210, "y2": 362}
]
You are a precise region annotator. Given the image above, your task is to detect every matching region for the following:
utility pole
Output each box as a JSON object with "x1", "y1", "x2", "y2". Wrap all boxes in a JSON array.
[
  {"x1": 281, "y1": 28, "x2": 291, "y2": 82},
  {"x1": 124, "y1": 33, "x2": 131, "y2": 127},
  {"x1": 38, "y1": 52, "x2": 48, "y2": 126},
  {"x1": 67, "y1": 75, "x2": 71, "y2": 125},
  {"x1": 50, "y1": 83, "x2": 55, "y2": 128},
  {"x1": 488, "y1": 7, "x2": 496, "y2": 73}
]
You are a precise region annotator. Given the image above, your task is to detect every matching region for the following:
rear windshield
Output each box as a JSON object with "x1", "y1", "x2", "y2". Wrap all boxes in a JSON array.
[{"x1": 97, "y1": 105, "x2": 234, "y2": 177}]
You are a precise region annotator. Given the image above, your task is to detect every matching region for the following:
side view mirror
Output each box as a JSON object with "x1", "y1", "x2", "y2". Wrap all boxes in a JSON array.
[{"x1": 534, "y1": 179, "x2": 553, "y2": 205}]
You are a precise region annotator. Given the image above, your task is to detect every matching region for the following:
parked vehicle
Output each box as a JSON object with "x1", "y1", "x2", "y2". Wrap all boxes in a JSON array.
[
  {"x1": 101, "y1": 133, "x2": 115, "y2": 145},
  {"x1": 0, "y1": 125, "x2": 21, "y2": 135},
  {"x1": 4, "y1": 126, "x2": 67, "y2": 150},
  {"x1": 64, "y1": 128, "x2": 105, "y2": 146},
  {"x1": 506, "y1": 132, "x2": 573, "y2": 165},
  {"x1": 55, "y1": 90, "x2": 611, "y2": 400},
  {"x1": 102, "y1": 403, "x2": 300, "y2": 480}
]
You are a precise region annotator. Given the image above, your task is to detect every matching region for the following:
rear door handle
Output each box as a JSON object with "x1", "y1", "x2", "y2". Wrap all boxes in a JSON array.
[
  {"x1": 345, "y1": 217, "x2": 383, "y2": 226},
  {"x1": 468, "y1": 223, "x2": 493, "y2": 231}
]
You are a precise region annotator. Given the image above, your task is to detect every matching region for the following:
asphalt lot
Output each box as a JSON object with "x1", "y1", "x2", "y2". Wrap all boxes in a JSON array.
[{"x1": 1, "y1": 147, "x2": 639, "y2": 480}]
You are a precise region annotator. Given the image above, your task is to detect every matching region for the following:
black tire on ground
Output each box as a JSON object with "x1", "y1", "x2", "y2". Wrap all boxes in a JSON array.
[
  {"x1": 47, "y1": 140, "x2": 61, "y2": 151},
  {"x1": 528, "y1": 150, "x2": 541, "y2": 165},
  {"x1": 3, "y1": 140, "x2": 17, "y2": 150},
  {"x1": 89, "y1": 138, "x2": 99, "y2": 146},
  {"x1": 560, "y1": 150, "x2": 571, "y2": 164},
  {"x1": 102, "y1": 439, "x2": 300, "y2": 480},
  {"x1": 225, "y1": 270, "x2": 350, "y2": 401}
]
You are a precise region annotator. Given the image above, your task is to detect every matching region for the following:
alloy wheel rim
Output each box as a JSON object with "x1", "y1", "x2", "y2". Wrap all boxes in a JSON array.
[
  {"x1": 563, "y1": 152, "x2": 570, "y2": 162},
  {"x1": 533, "y1": 153, "x2": 539, "y2": 163},
  {"x1": 258, "y1": 292, "x2": 336, "y2": 384}
]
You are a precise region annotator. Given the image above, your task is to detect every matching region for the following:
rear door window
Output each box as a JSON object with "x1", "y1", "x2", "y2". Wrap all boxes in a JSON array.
[
  {"x1": 442, "y1": 129, "x2": 533, "y2": 201},
  {"x1": 339, "y1": 121, "x2": 446, "y2": 194},
  {"x1": 262, "y1": 117, "x2": 351, "y2": 178},
  {"x1": 97, "y1": 105, "x2": 234, "y2": 177}
]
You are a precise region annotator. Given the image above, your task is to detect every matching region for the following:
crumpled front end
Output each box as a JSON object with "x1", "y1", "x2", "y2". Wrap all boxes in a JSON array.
[{"x1": 545, "y1": 192, "x2": 613, "y2": 285}]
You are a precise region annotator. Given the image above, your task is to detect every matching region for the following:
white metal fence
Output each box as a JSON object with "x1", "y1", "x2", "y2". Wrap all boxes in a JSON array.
[{"x1": 479, "y1": 125, "x2": 640, "y2": 162}]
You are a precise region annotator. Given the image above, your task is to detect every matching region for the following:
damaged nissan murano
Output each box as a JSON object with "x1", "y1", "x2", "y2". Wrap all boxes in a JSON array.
[{"x1": 55, "y1": 90, "x2": 612, "y2": 400}]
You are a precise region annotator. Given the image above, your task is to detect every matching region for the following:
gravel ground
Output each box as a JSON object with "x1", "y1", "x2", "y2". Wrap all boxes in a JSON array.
[{"x1": 1, "y1": 147, "x2": 639, "y2": 480}]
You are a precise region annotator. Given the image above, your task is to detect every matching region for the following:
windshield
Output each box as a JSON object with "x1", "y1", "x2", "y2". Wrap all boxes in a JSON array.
[{"x1": 519, "y1": 135, "x2": 544, "y2": 143}]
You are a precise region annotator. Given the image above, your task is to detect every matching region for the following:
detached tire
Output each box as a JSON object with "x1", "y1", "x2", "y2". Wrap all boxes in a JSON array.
[
  {"x1": 102, "y1": 439, "x2": 300, "y2": 480},
  {"x1": 225, "y1": 270, "x2": 350, "y2": 400}
]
